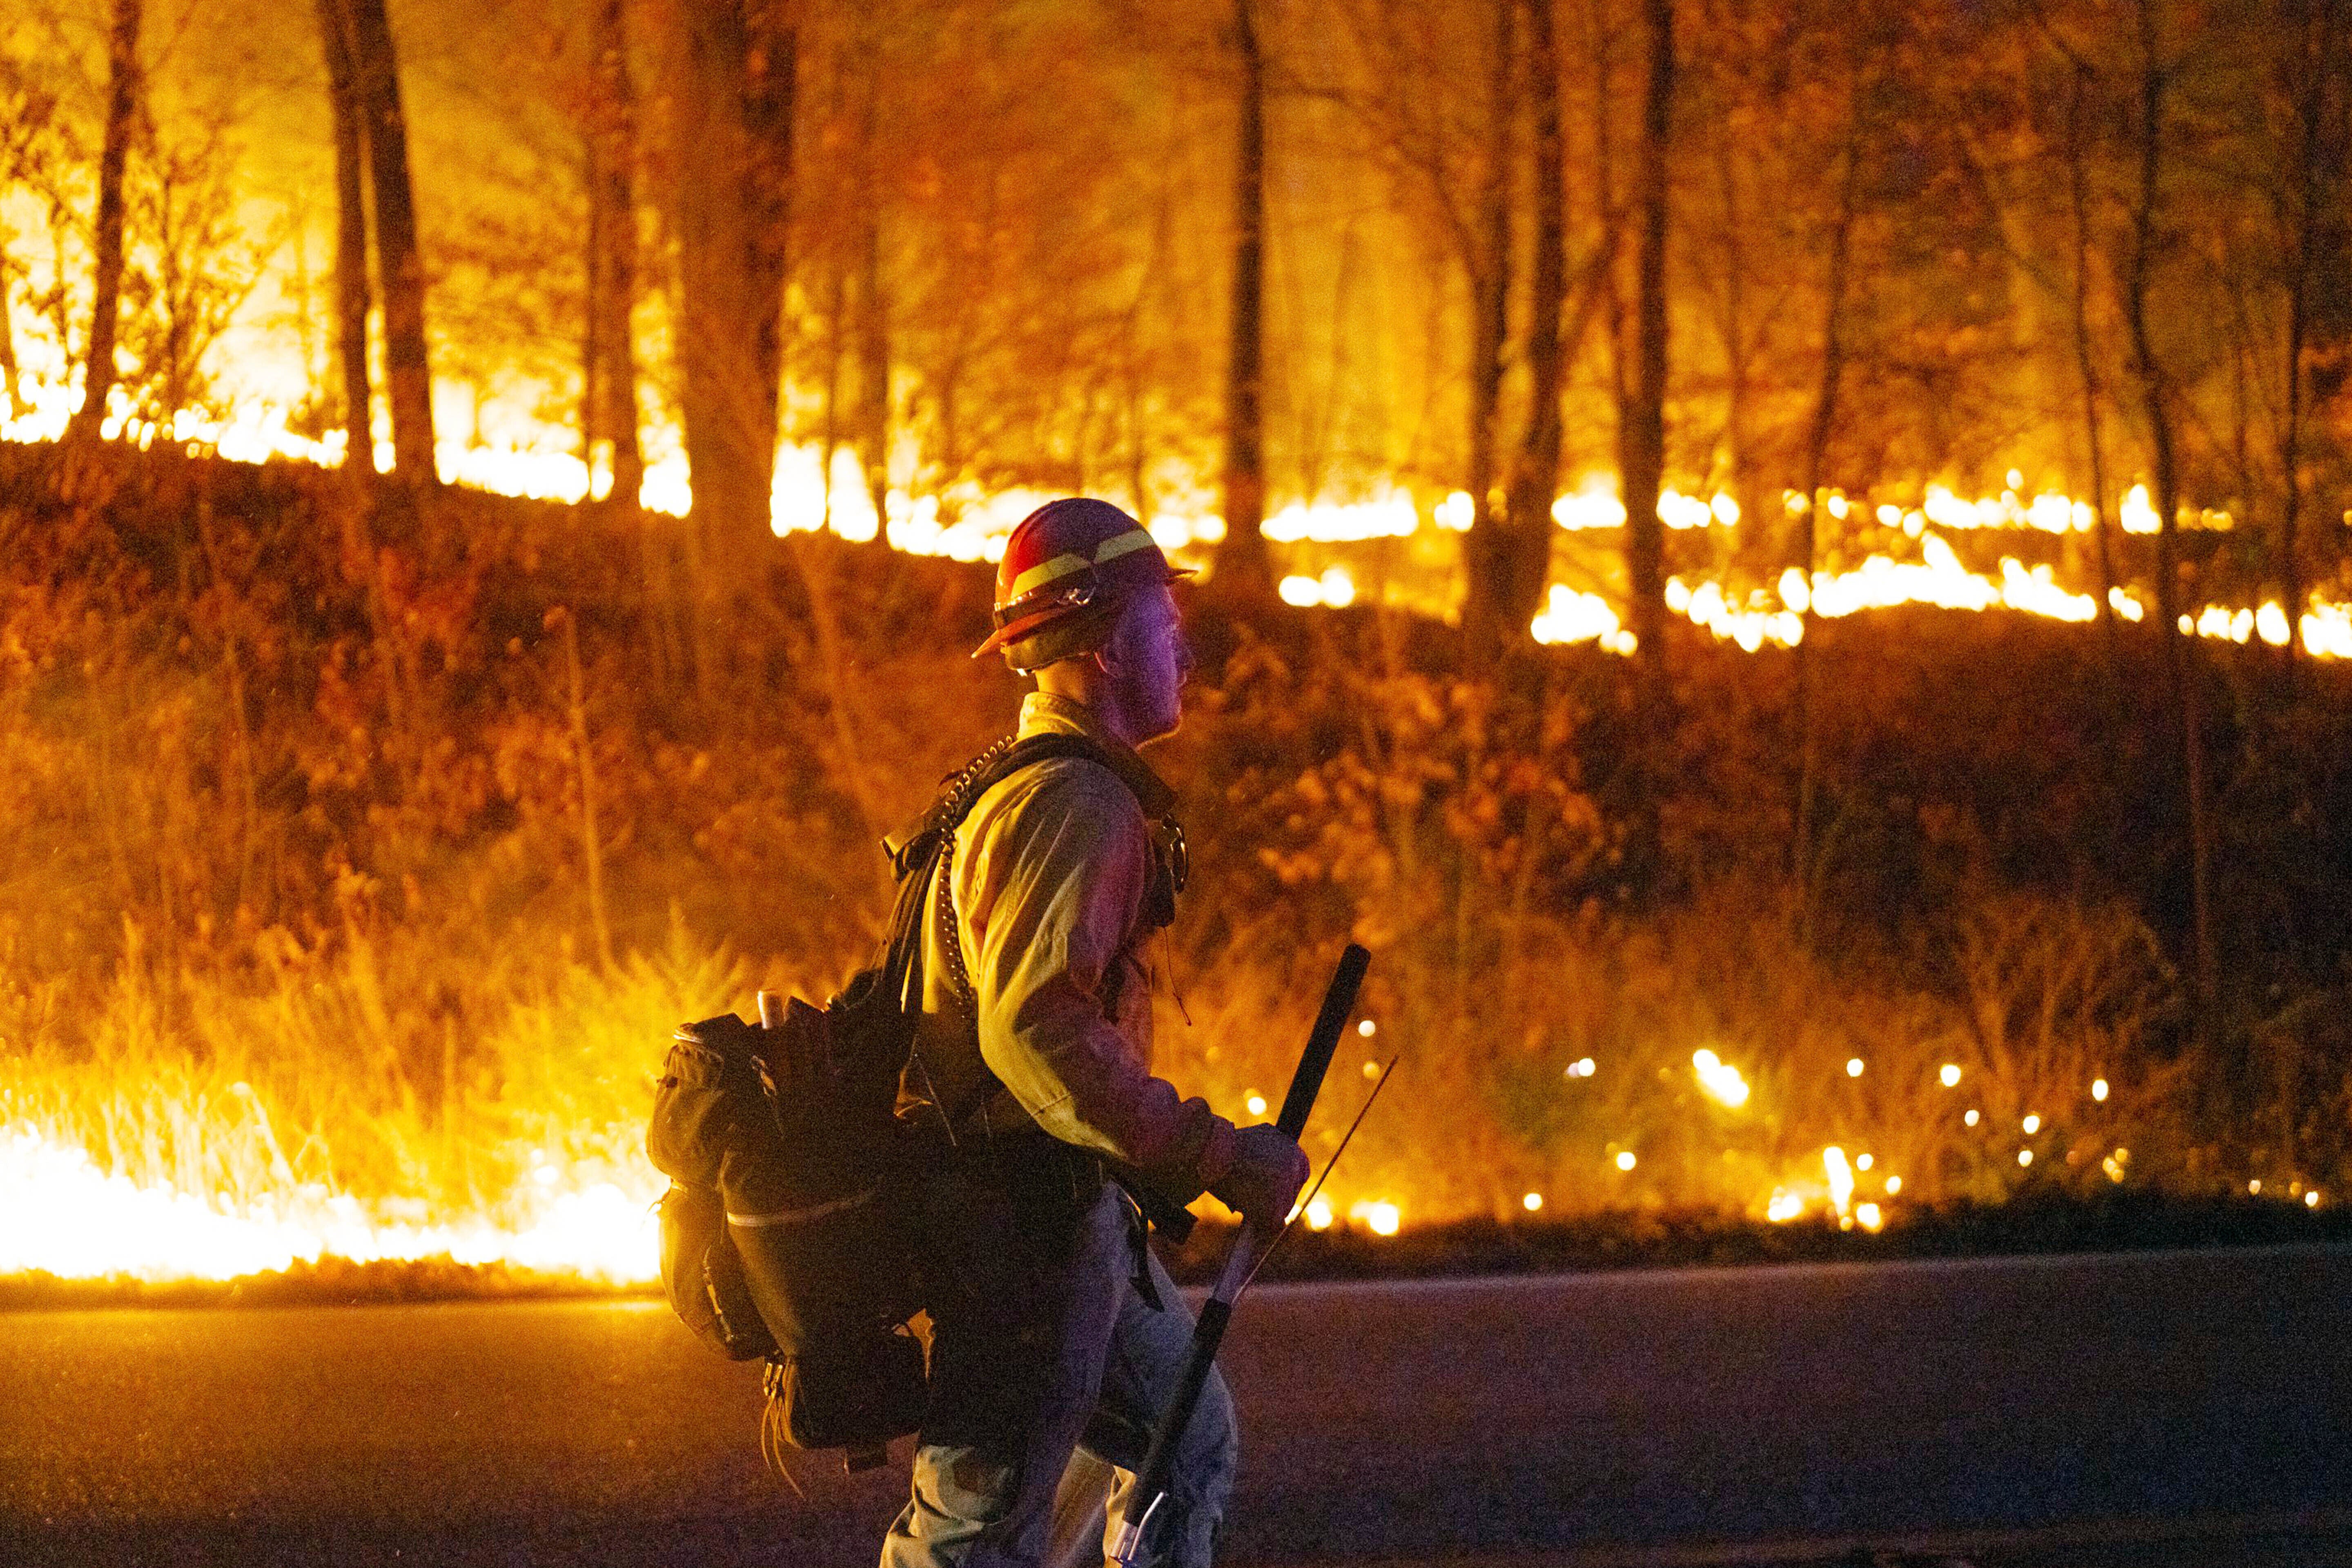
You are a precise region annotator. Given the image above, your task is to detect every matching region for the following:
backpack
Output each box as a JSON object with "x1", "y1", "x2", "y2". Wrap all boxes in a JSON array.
[{"x1": 644, "y1": 731, "x2": 1146, "y2": 1472}]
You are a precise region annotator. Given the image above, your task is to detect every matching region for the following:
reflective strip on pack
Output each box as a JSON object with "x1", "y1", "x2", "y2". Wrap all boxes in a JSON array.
[{"x1": 727, "y1": 1186, "x2": 878, "y2": 1227}]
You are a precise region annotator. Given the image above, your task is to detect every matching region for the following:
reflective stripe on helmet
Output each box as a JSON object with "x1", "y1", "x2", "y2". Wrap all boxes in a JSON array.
[{"x1": 1004, "y1": 527, "x2": 1160, "y2": 601}]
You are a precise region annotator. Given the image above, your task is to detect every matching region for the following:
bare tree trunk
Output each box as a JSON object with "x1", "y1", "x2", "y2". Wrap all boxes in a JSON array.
[
  {"x1": 556, "y1": 607, "x2": 613, "y2": 967},
  {"x1": 345, "y1": 0, "x2": 434, "y2": 485},
  {"x1": 583, "y1": 165, "x2": 604, "y2": 472},
  {"x1": 316, "y1": 0, "x2": 374, "y2": 477},
  {"x1": 2065, "y1": 62, "x2": 2120, "y2": 669},
  {"x1": 669, "y1": 0, "x2": 796, "y2": 572},
  {"x1": 1462, "y1": 0, "x2": 1519, "y2": 642},
  {"x1": 68, "y1": 0, "x2": 141, "y2": 443},
  {"x1": 2278, "y1": 0, "x2": 2340, "y2": 684},
  {"x1": 1619, "y1": 0, "x2": 1674, "y2": 679},
  {"x1": 1496, "y1": 0, "x2": 1566, "y2": 641},
  {"x1": 820, "y1": 260, "x2": 845, "y2": 529},
  {"x1": 2125, "y1": 0, "x2": 2218, "y2": 1045},
  {"x1": 1216, "y1": 0, "x2": 1273, "y2": 593},
  {"x1": 1792, "y1": 117, "x2": 1860, "y2": 893},
  {"x1": 0, "y1": 249, "x2": 22, "y2": 418},
  {"x1": 1709, "y1": 129, "x2": 1757, "y2": 532},
  {"x1": 588, "y1": 0, "x2": 644, "y2": 509},
  {"x1": 856, "y1": 65, "x2": 890, "y2": 540}
]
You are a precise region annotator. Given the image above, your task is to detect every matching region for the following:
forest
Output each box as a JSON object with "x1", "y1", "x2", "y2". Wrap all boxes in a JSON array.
[{"x1": 1, "y1": 0, "x2": 2349, "y2": 1281}]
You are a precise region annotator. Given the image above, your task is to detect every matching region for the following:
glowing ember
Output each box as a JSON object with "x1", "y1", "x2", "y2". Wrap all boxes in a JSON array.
[
  {"x1": 1351, "y1": 1200, "x2": 1402, "y2": 1236},
  {"x1": 1692, "y1": 1048, "x2": 1752, "y2": 1109},
  {"x1": 1264, "y1": 491, "x2": 1419, "y2": 543},
  {"x1": 1278, "y1": 567, "x2": 1359, "y2": 608},
  {"x1": 1823, "y1": 1146, "x2": 1856, "y2": 1218},
  {"x1": 1531, "y1": 586, "x2": 1638, "y2": 654},
  {"x1": 1667, "y1": 576, "x2": 1804, "y2": 651}
]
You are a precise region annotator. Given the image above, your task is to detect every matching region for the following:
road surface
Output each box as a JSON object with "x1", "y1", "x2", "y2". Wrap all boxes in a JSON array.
[{"x1": 2, "y1": 1244, "x2": 2348, "y2": 1566}]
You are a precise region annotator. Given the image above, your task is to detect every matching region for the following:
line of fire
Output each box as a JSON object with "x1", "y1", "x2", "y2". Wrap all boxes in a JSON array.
[{"x1": 1, "y1": 0, "x2": 2348, "y2": 1314}]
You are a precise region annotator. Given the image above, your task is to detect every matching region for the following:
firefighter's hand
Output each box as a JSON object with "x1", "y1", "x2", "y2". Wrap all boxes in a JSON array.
[{"x1": 1212, "y1": 1123, "x2": 1310, "y2": 1226}]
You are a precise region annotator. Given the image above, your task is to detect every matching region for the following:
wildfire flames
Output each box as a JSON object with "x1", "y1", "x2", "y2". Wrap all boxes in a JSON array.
[
  {"x1": 0, "y1": 1126, "x2": 658, "y2": 1285},
  {"x1": 4, "y1": 330, "x2": 2344, "y2": 666}
]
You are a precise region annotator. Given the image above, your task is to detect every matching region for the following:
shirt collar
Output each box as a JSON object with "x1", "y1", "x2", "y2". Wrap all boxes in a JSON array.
[{"x1": 1018, "y1": 691, "x2": 1176, "y2": 816}]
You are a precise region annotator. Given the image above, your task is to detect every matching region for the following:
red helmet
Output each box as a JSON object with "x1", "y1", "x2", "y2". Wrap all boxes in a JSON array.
[{"x1": 973, "y1": 498, "x2": 1192, "y2": 670}]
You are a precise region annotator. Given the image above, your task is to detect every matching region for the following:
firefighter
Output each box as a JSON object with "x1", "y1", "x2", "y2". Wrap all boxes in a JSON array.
[{"x1": 884, "y1": 497, "x2": 1309, "y2": 1568}]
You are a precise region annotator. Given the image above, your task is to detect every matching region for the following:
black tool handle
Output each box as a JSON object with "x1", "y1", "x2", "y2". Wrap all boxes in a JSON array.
[
  {"x1": 1111, "y1": 944, "x2": 1370, "y2": 1563},
  {"x1": 1276, "y1": 943, "x2": 1367, "y2": 1136}
]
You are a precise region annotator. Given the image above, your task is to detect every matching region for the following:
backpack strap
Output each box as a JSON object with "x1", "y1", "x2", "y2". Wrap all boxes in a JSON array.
[
  {"x1": 881, "y1": 733, "x2": 1117, "y2": 884},
  {"x1": 873, "y1": 733, "x2": 1135, "y2": 1015}
]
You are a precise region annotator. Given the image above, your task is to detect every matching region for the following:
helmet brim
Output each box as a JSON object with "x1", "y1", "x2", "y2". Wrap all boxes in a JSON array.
[{"x1": 971, "y1": 561, "x2": 1194, "y2": 661}]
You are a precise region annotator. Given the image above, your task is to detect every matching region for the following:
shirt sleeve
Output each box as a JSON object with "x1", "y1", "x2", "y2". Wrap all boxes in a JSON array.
[{"x1": 963, "y1": 762, "x2": 1237, "y2": 1204}]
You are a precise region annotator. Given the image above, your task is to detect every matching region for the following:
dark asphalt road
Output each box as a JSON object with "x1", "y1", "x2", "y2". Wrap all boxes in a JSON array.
[{"x1": 2, "y1": 1244, "x2": 2348, "y2": 1568}]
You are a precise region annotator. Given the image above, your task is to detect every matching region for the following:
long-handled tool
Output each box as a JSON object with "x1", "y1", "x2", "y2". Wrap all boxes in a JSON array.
[{"x1": 1108, "y1": 942, "x2": 1370, "y2": 1566}]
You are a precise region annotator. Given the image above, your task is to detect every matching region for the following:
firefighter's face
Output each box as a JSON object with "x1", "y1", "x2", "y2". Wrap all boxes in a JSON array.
[{"x1": 1101, "y1": 582, "x2": 1192, "y2": 744}]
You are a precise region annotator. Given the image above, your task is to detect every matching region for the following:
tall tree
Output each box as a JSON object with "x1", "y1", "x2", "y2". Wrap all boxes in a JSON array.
[
  {"x1": 1619, "y1": 0, "x2": 1675, "y2": 677},
  {"x1": 1461, "y1": 0, "x2": 1518, "y2": 641},
  {"x1": 2123, "y1": 0, "x2": 2218, "y2": 1041},
  {"x1": 67, "y1": 0, "x2": 142, "y2": 443},
  {"x1": 2064, "y1": 58, "x2": 2121, "y2": 662},
  {"x1": 584, "y1": 0, "x2": 644, "y2": 508},
  {"x1": 1216, "y1": 0, "x2": 1273, "y2": 592},
  {"x1": 2275, "y1": 0, "x2": 2345, "y2": 682},
  {"x1": 855, "y1": 46, "x2": 890, "y2": 536},
  {"x1": 668, "y1": 0, "x2": 797, "y2": 568},
  {"x1": 345, "y1": 0, "x2": 435, "y2": 483},
  {"x1": 1791, "y1": 105, "x2": 1862, "y2": 886},
  {"x1": 1494, "y1": 0, "x2": 1568, "y2": 641},
  {"x1": 314, "y1": 0, "x2": 373, "y2": 475}
]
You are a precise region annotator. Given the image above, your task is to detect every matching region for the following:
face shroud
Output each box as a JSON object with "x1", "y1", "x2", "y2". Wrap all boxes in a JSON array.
[{"x1": 972, "y1": 498, "x2": 1192, "y2": 675}]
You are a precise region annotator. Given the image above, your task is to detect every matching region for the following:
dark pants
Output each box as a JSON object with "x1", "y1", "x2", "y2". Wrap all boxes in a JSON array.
[{"x1": 882, "y1": 1147, "x2": 1236, "y2": 1568}]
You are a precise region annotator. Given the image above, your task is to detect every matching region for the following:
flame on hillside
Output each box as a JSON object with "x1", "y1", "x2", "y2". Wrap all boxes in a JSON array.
[{"x1": 6, "y1": 352, "x2": 2342, "y2": 660}]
